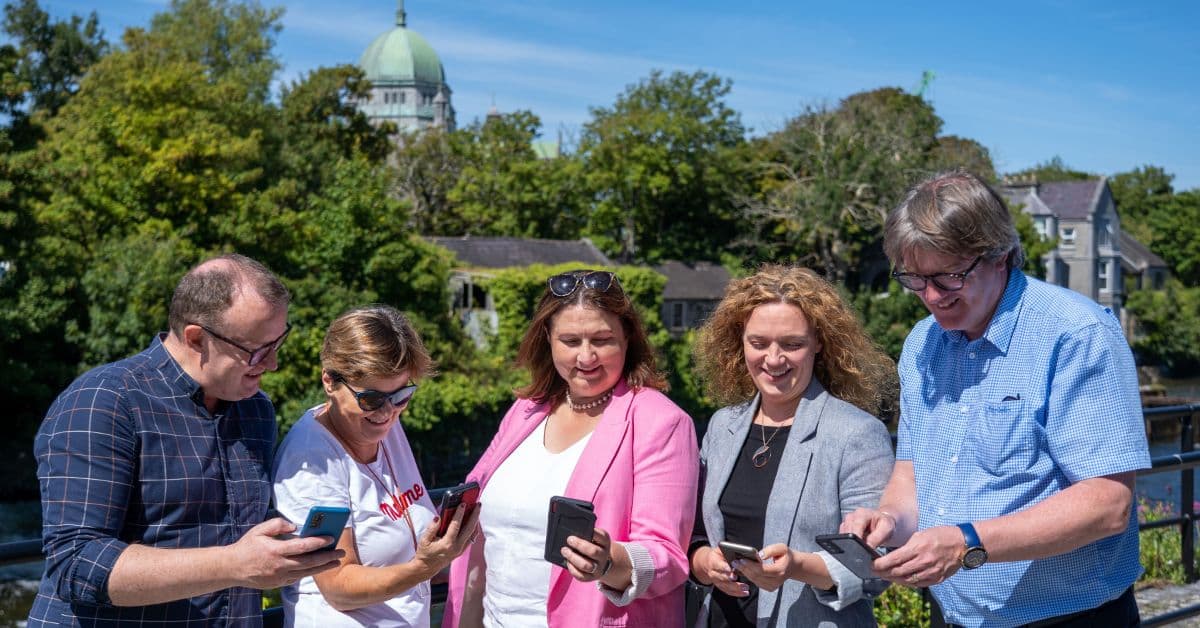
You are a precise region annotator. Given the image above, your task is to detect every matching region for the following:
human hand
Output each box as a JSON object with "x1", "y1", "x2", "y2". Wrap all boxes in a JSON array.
[
  {"x1": 693, "y1": 546, "x2": 749, "y2": 598},
  {"x1": 732, "y1": 544, "x2": 791, "y2": 592},
  {"x1": 233, "y1": 517, "x2": 344, "y2": 589},
  {"x1": 871, "y1": 525, "x2": 963, "y2": 587},
  {"x1": 561, "y1": 526, "x2": 616, "y2": 584},
  {"x1": 414, "y1": 502, "x2": 481, "y2": 577},
  {"x1": 841, "y1": 508, "x2": 897, "y2": 549}
]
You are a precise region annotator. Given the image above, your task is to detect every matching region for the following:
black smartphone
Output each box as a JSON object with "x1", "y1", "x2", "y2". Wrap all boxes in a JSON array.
[
  {"x1": 718, "y1": 541, "x2": 760, "y2": 564},
  {"x1": 544, "y1": 496, "x2": 596, "y2": 568},
  {"x1": 436, "y1": 481, "x2": 480, "y2": 537},
  {"x1": 814, "y1": 532, "x2": 883, "y2": 580},
  {"x1": 299, "y1": 506, "x2": 351, "y2": 551}
]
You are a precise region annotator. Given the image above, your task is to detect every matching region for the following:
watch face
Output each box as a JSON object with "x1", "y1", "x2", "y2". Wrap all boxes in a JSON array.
[{"x1": 963, "y1": 547, "x2": 988, "y2": 569}]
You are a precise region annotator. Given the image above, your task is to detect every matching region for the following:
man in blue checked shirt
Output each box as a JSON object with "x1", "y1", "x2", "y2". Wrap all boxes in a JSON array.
[
  {"x1": 30, "y1": 254, "x2": 342, "y2": 627},
  {"x1": 842, "y1": 170, "x2": 1150, "y2": 628}
]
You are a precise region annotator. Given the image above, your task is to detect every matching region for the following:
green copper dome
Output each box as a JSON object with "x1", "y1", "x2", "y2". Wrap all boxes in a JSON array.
[{"x1": 359, "y1": 2, "x2": 445, "y2": 86}]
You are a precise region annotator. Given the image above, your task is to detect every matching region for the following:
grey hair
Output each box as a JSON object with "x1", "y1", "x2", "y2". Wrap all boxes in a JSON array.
[{"x1": 883, "y1": 169, "x2": 1024, "y2": 270}]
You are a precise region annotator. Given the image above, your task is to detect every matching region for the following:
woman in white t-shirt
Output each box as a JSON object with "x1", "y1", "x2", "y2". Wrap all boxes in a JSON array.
[{"x1": 274, "y1": 305, "x2": 478, "y2": 627}]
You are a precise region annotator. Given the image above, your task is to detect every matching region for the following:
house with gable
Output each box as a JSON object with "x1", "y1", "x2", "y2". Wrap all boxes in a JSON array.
[
  {"x1": 999, "y1": 177, "x2": 1124, "y2": 314},
  {"x1": 425, "y1": 236, "x2": 613, "y2": 344}
]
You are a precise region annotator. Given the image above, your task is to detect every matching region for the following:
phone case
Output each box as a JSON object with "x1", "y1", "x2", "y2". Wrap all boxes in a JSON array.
[
  {"x1": 718, "y1": 541, "x2": 760, "y2": 563},
  {"x1": 544, "y1": 496, "x2": 596, "y2": 568},
  {"x1": 299, "y1": 506, "x2": 351, "y2": 551},
  {"x1": 814, "y1": 533, "x2": 881, "y2": 580},
  {"x1": 436, "y1": 481, "x2": 480, "y2": 537}
]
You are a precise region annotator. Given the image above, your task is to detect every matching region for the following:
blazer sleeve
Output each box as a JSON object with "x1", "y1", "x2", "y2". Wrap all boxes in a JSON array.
[{"x1": 624, "y1": 395, "x2": 700, "y2": 600}]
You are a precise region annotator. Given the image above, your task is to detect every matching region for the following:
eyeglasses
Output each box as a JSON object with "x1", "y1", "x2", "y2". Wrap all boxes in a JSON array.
[
  {"x1": 548, "y1": 270, "x2": 618, "y2": 297},
  {"x1": 196, "y1": 322, "x2": 292, "y2": 366},
  {"x1": 336, "y1": 376, "x2": 418, "y2": 412},
  {"x1": 892, "y1": 256, "x2": 984, "y2": 292}
]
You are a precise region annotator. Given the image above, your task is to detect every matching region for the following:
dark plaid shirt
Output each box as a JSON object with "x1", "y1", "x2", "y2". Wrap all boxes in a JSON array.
[{"x1": 29, "y1": 335, "x2": 276, "y2": 627}]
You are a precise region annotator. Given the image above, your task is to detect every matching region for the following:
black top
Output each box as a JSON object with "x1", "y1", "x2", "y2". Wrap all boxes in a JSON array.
[{"x1": 706, "y1": 424, "x2": 790, "y2": 628}]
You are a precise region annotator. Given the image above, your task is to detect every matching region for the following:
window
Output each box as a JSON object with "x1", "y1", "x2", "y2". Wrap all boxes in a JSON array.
[
  {"x1": 671, "y1": 302, "x2": 685, "y2": 328},
  {"x1": 399, "y1": 91, "x2": 406, "y2": 104},
  {"x1": 1059, "y1": 227, "x2": 1076, "y2": 245},
  {"x1": 1033, "y1": 217, "x2": 1050, "y2": 239},
  {"x1": 1097, "y1": 259, "x2": 1109, "y2": 291},
  {"x1": 1097, "y1": 220, "x2": 1112, "y2": 247}
]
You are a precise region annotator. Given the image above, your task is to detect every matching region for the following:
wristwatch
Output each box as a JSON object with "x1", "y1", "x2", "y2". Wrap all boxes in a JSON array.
[{"x1": 956, "y1": 522, "x2": 988, "y2": 569}]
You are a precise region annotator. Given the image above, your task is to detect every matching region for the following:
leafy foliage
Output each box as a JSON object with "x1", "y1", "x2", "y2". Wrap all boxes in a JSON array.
[
  {"x1": 1125, "y1": 280, "x2": 1200, "y2": 375},
  {"x1": 580, "y1": 70, "x2": 747, "y2": 263}
]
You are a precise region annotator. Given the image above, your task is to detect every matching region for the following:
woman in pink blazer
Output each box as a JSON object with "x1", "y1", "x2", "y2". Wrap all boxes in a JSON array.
[{"x1": 443, "y1": 269, "x2": 699, "y2": 627}]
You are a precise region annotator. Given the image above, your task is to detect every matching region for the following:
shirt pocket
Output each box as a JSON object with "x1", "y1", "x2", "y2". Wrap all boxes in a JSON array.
[{"x1": 967, "y1": 400, "x2": 1040, "y2": 477}]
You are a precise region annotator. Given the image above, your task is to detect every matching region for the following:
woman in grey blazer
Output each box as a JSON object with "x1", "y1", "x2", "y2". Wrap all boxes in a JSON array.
[{"x1": 689, "y1": 265, "x2": 896, "y2": 627}]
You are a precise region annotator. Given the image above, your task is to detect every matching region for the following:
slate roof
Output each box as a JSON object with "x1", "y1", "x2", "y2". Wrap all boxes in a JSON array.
[
  {"x1": 654, "y1": 261, "x2": 731, "y2": 300},
  {"x1": 425, "y1": 236, "x2": 612, "y2": 270},
  {"x1": 1000, "y1": 179, "x2": 1104, "y2": 220},
  {"x1": 1119, "y1": 231, "x2": 1167, "y2": 271}
]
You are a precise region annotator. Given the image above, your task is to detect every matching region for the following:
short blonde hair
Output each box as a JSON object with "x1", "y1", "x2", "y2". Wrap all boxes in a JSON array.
[
  {"x1": 694, "y1": 265, "x2": 894, "y2": 414},
  {"x1": 884, "y1": 169, "x2": 1024, "y2": 269},
  {"x1": 320, "y1": 305, "x2": 435, "y2": 382}
]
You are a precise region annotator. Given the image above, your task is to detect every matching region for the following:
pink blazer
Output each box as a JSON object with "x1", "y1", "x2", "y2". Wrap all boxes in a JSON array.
[{"x1": 442, "y1": 381, "x2": 699, "y2": 627}]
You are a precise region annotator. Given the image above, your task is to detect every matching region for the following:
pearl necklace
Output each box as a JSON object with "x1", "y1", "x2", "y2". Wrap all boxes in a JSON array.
[{"x1": 565, "y1": 389, "x2": 613, "y2": 411}]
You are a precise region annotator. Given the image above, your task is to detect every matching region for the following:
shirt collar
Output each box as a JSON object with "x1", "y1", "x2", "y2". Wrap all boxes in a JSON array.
[
  {"x1": 939, "y1": 267, "x2": 1026, "y2": 355},
  {"x1": 150, "y1": 332, "x2": 207, "y2": 406}
]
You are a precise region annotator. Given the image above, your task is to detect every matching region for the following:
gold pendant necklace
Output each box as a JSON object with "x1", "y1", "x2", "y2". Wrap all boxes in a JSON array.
[{"x1": 752, "y1": 421, "x2": 784, "y2": 468}]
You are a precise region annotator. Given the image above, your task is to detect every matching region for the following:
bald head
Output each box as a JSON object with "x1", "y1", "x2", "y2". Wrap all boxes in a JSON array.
[{"x1": 167, "y1": 254, "x2": 289, "y2": 338}]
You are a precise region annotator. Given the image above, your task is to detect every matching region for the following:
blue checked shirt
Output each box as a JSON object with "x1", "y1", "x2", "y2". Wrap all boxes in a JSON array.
[
  {"x1": 896, "y1": 269, "x2": 1150, "y2": 627},
  {"x1": 29, "y1": 335, "x2": 276, "y2": 627}
]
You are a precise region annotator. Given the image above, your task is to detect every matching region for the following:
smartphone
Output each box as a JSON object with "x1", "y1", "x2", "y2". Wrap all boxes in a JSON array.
[
  {"x1": 298, "y1": 505, "x2": 351, "y2": 551},
  {"x1": 436, "y1": 481, "x2": 480, "y2": 537},
  {"x1": 718, "y1": 541, "x2": 761, "y2": 564},
  {"x1": 543, "y1": 496, "x2": 596, "y2": 568},
  {"x1": 814, "y1": 533, "x2": 883, "y2": 580}
]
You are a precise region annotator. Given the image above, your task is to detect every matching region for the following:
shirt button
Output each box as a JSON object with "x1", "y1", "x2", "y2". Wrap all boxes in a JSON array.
[
  {"x1": 938, "y1": 507, "x2": 946, "y2": 516},
  {"x1": 950, "y1": 455, "x2": 958, "y2": 463},
  {"x1": 969, "y1": 352, "x2": 976, "y2": 359},
  {"x1": 960, "y1": 406, "x2": 969, "y2": 413}
]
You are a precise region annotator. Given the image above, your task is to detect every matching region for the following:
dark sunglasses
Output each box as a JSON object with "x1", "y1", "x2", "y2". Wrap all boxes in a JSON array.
[
  {"x1": 196, "y1": 322, "x2": 292, "y2": 367},
  {"x1": 548, "y1": 270, "x2": 619, "y2": 297},
  {"x1": 891, "y1": 256, "x2": 984, "y2": 292},
  {"x1": 336, "y1": 376, "x2": 418, "y2": 412}
]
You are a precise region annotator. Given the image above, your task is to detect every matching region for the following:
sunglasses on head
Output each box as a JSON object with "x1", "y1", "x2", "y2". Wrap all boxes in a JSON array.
[
  {"x1": 334, "y1": 375, "x2": 418, "y2": 412},
  {"x1": 548, "y1": 270, "x2": 619, "y2": 298}
]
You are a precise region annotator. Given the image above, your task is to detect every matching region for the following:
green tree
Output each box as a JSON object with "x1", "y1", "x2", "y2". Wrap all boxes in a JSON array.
[
  {"x1": 742, "y1": 88, "x2": 942, "y2": 288},
  {"x1": 1, "y1": 0, "x2": 108, "y2": 146},
  {"x1": 1006, "y1": 156, "x2": 1094, "y2": 183},
  {"x1": 1145, "y1": 190, "x2": 1200, "y2": 286},
  {"x1": 930, "y1": 135, "x2": 995, "y2": 181},
  {"x1": 580, "y1": 69, "x2": 747, "y2": 263},
  {"x1": 1110, "y1": 165, "x2": 1175, "y2": 247},
  {"x1": 1125, "y1": 280, "x2": 1200, "y2": 375}
]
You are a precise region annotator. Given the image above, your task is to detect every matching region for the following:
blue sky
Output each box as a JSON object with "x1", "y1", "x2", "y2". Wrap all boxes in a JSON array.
[{"x1": 43, "y1": 0, "x2": 1200, "y2": 190}]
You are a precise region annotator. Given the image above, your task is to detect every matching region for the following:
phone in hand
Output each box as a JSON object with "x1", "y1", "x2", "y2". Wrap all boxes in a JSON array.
[
  {"x1": 544, "y1": 496, "x2": 596, "y2": 568},
  {"x1": 436, "y1": 481, "x2": 480, "y2": 537},
  {"x1": 718, "y1": 541, "x2": 761, "y2": 564},
  {"x1": 298, "y1": 506, "x2": 351, "y2": 551},
  {"x1": 814, "y1": 532, "x2": 883, "y2": 580}
]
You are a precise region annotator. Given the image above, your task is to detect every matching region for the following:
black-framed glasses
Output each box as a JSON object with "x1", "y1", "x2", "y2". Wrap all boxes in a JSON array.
[
  {"x1": 196, "y1": 322, "x2": 292, "y2": 366},
  {"x1": 548, "y1": 270, "x2": 619, "y2": 297},
  {"x1": 336, "y1": 376, "x2": 418, "y2": 412},
  {"x1": 891, "y1": 256, "x2": 984, "y2": 292}
]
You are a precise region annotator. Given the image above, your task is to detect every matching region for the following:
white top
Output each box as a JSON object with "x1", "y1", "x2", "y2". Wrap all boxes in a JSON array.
[
  {"x1": 273, "y1": 406, "x2": 436, "y2": 628},
  {"x1": 481, "y1": 419, "x2": 592, "y2": 628}
]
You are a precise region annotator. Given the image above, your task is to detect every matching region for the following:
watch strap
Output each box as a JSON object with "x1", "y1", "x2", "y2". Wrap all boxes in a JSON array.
[{"x1": 956, "y1": 522, "x2": 982, "y2": 549}]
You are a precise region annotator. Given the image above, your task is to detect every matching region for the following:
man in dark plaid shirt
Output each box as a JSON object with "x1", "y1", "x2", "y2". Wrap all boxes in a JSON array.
[{"x1": 30, "y1": 254, "x2": 342, "y2": 627}]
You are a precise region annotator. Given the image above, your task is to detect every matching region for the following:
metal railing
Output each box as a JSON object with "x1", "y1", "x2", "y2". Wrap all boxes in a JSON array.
[{"x1": 3, "y1": 404, "x2": 1200, "y2": 626}]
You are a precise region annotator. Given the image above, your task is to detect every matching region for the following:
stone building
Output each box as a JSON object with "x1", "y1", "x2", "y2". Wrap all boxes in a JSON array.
[{"x1": 356, "y1": 1, "x2": 455, "y2": 133}]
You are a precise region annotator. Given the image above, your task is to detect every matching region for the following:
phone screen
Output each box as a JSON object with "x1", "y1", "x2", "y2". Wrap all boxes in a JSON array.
[{"x1": 814, "y1": 533, "x2": 881, "y2": 581}]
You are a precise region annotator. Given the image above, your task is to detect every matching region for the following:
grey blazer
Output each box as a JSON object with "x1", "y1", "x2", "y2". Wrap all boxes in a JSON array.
[{"x1": 693, "y1": 379, "x2": 894, "y2": 628}]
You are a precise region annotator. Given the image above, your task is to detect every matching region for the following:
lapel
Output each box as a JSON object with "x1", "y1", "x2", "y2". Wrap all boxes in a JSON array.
[
  {"x1": 704, "y1": 397, "x2": 758, "y2": 543},
  {"x1": 476, "y1": 399, "x2": 548, "y2": 488},
  {"x1": 551, "y1": 381, "x2": 634, "y2": 595},
  {"x1": 763, "y1": 379, "x2": 826, "y2": 545}
]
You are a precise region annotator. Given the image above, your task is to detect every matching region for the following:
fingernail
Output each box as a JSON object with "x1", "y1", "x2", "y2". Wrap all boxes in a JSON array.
[{"x1": 738, "y1": 584, "x2": 749, "y2": 595}]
